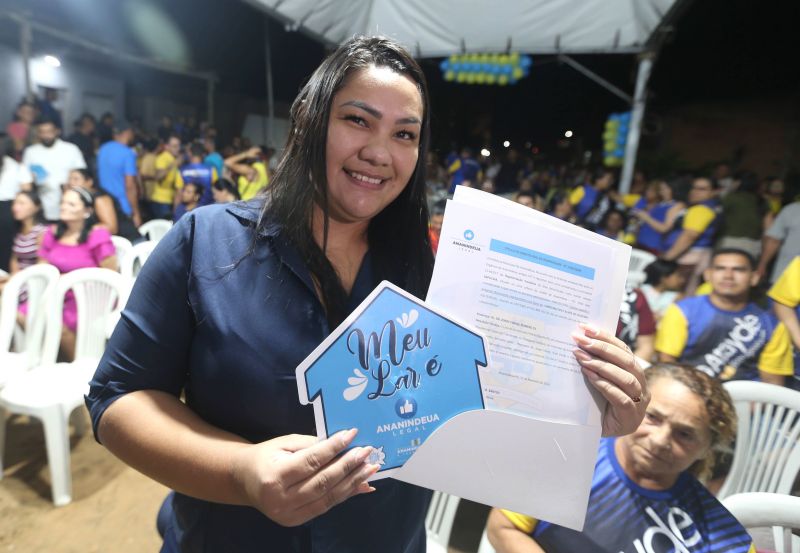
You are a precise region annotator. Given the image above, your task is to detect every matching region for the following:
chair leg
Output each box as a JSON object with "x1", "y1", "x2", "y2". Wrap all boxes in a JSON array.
[
  {"x1": 41, "y1": 405, "x2": 72, "y2": 506},
  {"x1": 0, "y1": 406, "x2": 6, "y2": 479}
]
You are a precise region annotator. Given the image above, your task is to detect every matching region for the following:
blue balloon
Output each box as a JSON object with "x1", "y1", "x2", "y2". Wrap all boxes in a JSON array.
[
  {"x1": 520, "y1": 55, "x2": 532, "y2": 68},
  {"x1": 452, "y1": 62, "x2": 462, "y2": 71},
  {"x1": 620, "y1": 112, "x2": 632, "y2": 121},
  {"x1": 503, "y1": 65, "x2": 513, "y2": 75},
  {"x1": 491, "y1": 64, "x2": 501, "y2": 74},
  {"x1": 616, "y1": 135, "x2": 626, "y2": 145},
  {"x1": 440, "y1": 60, "x2": 449, "y2": 71},
  {"x1": 614, "y1": 148, "x2": 624, "y2": 157}
]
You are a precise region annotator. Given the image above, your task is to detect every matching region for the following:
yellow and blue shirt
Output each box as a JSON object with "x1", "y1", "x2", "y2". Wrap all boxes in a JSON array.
[
  {"x1": 663, "y1": 200, "x2": 719, "y2": 251},
  {"x1": 655, "y1": 295, "x2": 792, "y2": 380},
  {"x1": 501, "y1": 438, "x2": 755, "y2": 552}
]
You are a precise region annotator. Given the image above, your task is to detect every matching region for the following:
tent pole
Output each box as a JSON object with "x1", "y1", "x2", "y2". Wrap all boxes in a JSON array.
[
  {"x1": 619, "y1": 53, "x2": 653, "y2": 195},
  {"x1": 19, "y1": 14, "x2": 33, "y2": 101},
  {"x1": 264, "y1": 16, "x2": 275, "y2": 147},
  {"x1": 558, "y1": 55, "x2": 632, "y2": 104}
]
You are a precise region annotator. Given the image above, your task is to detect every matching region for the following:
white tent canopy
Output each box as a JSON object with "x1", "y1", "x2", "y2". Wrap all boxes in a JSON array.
[
  {"x1": 244, "y1": 0, "x2": 685, "y2": 193},
  {"x1": 244, "y1": 0, "x2": 677, "y2": 56}
]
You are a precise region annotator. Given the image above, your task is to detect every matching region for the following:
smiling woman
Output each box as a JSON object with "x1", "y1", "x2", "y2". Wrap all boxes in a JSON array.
[
  {"x1": 487, "y1": 363, "x2": 753, "y2": 553},
  {"x1": 86, "y1": 36, "x2": 649, "y2": 553}
]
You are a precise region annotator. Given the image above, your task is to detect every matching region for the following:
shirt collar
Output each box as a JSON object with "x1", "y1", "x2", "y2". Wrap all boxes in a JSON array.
[{"x1": 225, "y1": 199, "x2": 281, "y2": 237}]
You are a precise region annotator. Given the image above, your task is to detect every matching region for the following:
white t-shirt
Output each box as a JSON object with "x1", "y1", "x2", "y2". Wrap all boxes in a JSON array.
[
  {"x1": 22, "y1": 139, "x2": 86, "y2": 220},
  {"x1": 0, "y1": 156, "x2": 34, "y2": 201},
  {"x1": 766, "y1": 202, "x2": 800, "y2": 282}
]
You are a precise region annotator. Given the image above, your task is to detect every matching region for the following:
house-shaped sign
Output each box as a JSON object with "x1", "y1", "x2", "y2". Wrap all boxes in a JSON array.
[{"x1": 296, "y1": 281, "x2": 487, "y2": 478}]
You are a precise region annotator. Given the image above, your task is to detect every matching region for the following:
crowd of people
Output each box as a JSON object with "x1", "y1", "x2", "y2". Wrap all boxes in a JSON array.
[
  {"x1": 0, "y1": 99, "x2": 275, "y2": 272},
  {"x1": 427, "y1": 150, "x2": 800, "y2": 393},
  {"x1": 0, "y1": 34, "x2": 797, "y2": 552}
]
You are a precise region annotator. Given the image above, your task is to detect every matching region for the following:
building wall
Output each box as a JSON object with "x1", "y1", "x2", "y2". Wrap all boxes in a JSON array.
[
  {"x1": 0, "y1": 43, "x2": 125, "y2": 131},
  {"x1": 654, "y1": 94, "x2": 799, "y2": 177}
]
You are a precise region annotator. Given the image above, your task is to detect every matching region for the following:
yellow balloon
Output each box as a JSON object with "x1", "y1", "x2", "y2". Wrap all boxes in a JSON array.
[
  {"x1": 466, "y1": 73, "x2": 476, "y2": 84},
  {"x1": 445, "y1": 70, "x2": 455, "y2": 81},
  {"x1": 512, "y1": 67, "x2": 523, "y2": 79},
  {"x1": 456, "y1": 72, "x2": 466, "y2": 83},
  {"x1": 476, "y1": 72, "x2": 487, "y2": 84},
  {"x1": 486, "y1": 74, "x2": 497, "y2": 85},
  {"x1": 510, "y1": 52, "x2": 520, "y2": 64},
  {"x1": 449, "y1": 54, "x2": 458, "y2": 64},
  {"x1": 498, "y1": 74, "x2": 509, "y2": 86}
]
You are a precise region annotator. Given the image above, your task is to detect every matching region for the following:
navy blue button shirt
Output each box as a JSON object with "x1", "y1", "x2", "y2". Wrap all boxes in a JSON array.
[{"x1": 86, "y1": 201, "x2": 431, "y2": 553}]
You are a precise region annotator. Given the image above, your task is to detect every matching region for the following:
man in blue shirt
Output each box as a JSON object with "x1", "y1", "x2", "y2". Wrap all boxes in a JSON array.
[
  {"x1": 97, "y1": 121, "x2": 141, "y2": 226},
  {"x1": 203, "y1": 136, "x2": 224, "y2": 177},
  {"x1": 180, "y1": 143, "x2": 218, "y2": 207}
]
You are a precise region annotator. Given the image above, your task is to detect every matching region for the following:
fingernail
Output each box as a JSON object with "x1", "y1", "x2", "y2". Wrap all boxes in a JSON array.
[
  {"x1": 358, "y1": 483, "x2": 376, "y2": 494},
  {"x1": 580, "y1": 323, "x2": 599, "y2": 336},
  {"x1": 571, "y1": 332, "x2": 592, "y2": 347},
  {"x1": 338, "y1": 428, "x2": 358, "y2": 444},
  {"x1": 356, "y1": 447, "x2": 372, "y2": 463},
  {"x1": 573, "y1": 348, "x2": 592, "y2": 362}
]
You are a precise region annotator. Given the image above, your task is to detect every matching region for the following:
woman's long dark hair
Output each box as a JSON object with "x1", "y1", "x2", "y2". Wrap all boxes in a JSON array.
[
  {"x1": 259, "y1": 36, "x2": 433, "y2": 328},
  {"x1": 55, "y1": 186, "x2": 97, "y2": 244}
]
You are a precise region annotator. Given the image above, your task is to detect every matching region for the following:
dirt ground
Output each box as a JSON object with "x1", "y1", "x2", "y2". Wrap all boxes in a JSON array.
[
  {"x1": 0, "y1": 411, "x2": 487, "y2": 553},
  {"x1": 0, "y1": 411, "x2": 167, "y2": 553}
]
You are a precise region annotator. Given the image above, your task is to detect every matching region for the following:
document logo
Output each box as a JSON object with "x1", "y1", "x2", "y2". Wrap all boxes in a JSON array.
[
  {"x1": 396, "y1": 397, "x2": 418, "y2": 419},
  {"x1": 463, "y1": 229, "x2": 475, "y2": 241}
]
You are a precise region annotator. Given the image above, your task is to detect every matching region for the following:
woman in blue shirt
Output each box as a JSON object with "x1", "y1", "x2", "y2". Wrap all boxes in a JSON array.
[{"x1": 87, "y1": 36, "x2": 649, "y2": 553}]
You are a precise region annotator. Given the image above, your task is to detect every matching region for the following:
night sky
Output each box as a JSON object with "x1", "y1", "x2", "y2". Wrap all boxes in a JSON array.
[{"x1": 196, "y1": 0, "x2": 800, "y2": 154}]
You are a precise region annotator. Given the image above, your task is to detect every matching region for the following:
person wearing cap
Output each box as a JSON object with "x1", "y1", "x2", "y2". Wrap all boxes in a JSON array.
[{"x1": 97, "y1": 119, "x2": 141, "y2": 227}]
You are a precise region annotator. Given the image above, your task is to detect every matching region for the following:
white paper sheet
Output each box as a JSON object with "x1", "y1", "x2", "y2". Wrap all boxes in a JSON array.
[{"x1": 393, "y1": 188, "x2": 631, "y2": 528}]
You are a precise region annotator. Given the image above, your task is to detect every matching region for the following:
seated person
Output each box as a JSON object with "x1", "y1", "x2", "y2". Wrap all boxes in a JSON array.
[
  {"x1": 27, "y1": 186, "x2": 117, "y2": 360},
  {"x1": 655, "y1": 248, "x2": 792, "y2": 384},
  {"x1": 640, "y1": 259, "x2": 685, "y2": 320},
  {"x1": 173, "y1": 181, "x2": 203, "y2": 222},
  {"x1": 211, "y1": 177, "x2": 240, "y2": 204},
  {"x1": 617, "y1": 286, "x2": 656, "y2": 362},
  {"x1": 486, "y1": 363, "x2": 755, "y2": 553},
  {"x1": 67, "y1": 168, "x2": 140, "y2": 243}
]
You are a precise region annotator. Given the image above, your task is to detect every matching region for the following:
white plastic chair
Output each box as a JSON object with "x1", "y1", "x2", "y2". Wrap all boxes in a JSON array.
[
  {"x1": 722, "y1": 492, "x2": 800, "y2": 553},
  {"x1": 625, "y1": 270, "x2": 647, "y2": 289},
  {"x1": 719, "y1": 381, "x2": 800, "y2": 499},
  {"x1": 110, "y1": 235, "x2": 133, "y2": 272},
  {"x1": 0, "y1": 268, "x2": 128, "y2": 506},
  {"x1": 138, "y1": 219, "x2": 172, "y2": 243},
  {"x1": 628, "y1": 248, "x2": 657, "y2": 273},
  {"x1": 0, "y1": 264, "x2": 60, "y2": 387},
  {"x1": 120, "y1": 240, "x2": 156, "y2": 281},
  {"x1": 425, "y1": 491, "x2": 460, "y2": 553}
]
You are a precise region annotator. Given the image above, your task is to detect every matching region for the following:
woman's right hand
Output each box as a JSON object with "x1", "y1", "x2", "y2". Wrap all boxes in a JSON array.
[{"x1": 232, "y1": 429, "x2": 379, "y2": 527}]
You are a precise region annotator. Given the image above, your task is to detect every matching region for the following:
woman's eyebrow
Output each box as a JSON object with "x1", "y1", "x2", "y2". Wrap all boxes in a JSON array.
[{"x1": 340, "y1": 100, "x2": 421, "y2": 125}]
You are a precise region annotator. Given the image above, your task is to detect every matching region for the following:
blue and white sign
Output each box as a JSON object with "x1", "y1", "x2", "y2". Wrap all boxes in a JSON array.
[{"x1": 296, "y1": 281, "x2": 487, "y2": 477}]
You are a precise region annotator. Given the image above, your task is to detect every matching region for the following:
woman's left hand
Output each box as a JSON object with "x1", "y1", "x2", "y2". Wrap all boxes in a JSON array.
[{"x1": 572, "y1": 323, "x2": 649, "y2": 436}]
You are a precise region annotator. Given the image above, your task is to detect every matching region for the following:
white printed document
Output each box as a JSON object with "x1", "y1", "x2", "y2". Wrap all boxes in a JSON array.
[{"x1": 392, "y1": 187, "x2": 630, "y2": 530}]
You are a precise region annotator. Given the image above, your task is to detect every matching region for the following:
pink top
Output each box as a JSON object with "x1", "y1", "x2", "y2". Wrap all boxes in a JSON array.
[{"x1": 39, "y1": 225, "x2": 116, "y2": 272}]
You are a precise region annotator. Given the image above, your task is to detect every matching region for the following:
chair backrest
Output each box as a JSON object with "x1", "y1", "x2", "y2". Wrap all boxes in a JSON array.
[
  {"x1": 41, "y1": 268, "x2": 128, "y2": 364},
  {"x1": 120, "y1": 240, "x2": 156, "y2": 280},
  {"x1": 425, "y1": 491, "x2": 460, "y2": 551},
  {"x1": 0, "y1": 264, "x2": 60, "y2": 364},
  {"x1": 628, "y1": 249, "x2": 657, "y2": 273},
  {"x1": 110, "y1": 235, "x2": 133, "y2": 271},
  {"x1": 722, "y1": 492, "x2": 800, "y2": 553},
  {"x1": 138, "y1": 219, "x2": 172, "y2": 243},
  {"x1": 719, "y1": 381, "x2": 800, "y2": 498}
]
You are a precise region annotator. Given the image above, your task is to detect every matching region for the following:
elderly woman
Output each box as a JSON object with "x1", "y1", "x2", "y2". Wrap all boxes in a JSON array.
[
  {"x1": 87, "y1": 36, "x2": 647, "y2": 552},
  {"x1": 487, "y1": 363, "x2": 754, "y2": 553}
]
